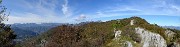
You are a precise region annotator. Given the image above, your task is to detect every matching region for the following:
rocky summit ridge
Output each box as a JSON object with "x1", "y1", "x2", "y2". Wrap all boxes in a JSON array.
[{"x1": 20, "y1": 16, "x2": 180, "y2": 47}]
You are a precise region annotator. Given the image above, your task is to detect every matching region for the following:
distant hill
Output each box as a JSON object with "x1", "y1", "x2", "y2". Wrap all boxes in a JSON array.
[
  {"x1": 10, "y1": 23, "x2": 64, "y2": 41},
  {"x1": 20, "y1": 17, "x2": 180, "y2": 47},
  {"x1": 162, "y1": 26, "x2": 180, "y2": 30}
]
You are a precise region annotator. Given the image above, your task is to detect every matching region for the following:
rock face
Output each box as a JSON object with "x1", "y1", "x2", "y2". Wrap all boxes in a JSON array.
[
  {"x1": 135, "y1": 27, "x2": 167, "y2": 47},
  {"x1": 173, "y1": 42, "x2": 180, "y2": 47},
  {"x1": 130, "y1": 20, "x2": 134, "y2": 25},
  {"x1": 113, "y1": 29, "x2": 133, "y2": 47},
  {"x1": 125, "y1": 41, "x2": 133, "y2": 47},
  {"x1": 114, "y1": 29, "x2": 122, "y2": 39},
  {"x1": 165, "y1": 30, "x2": 175, "y2": 39}
]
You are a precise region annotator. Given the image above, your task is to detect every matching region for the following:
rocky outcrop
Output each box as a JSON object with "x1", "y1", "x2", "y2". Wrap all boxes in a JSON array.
[
  {"x1": 173, "y1": 42, "x2": 180, "y2": 47},
  {"x1": 135, "y1": 27, "x2": 167, "y2": 47},
  {"x1": 114, "y1": 29, "x2": 122, "y2": 40},
  {"x1": 111, "y1": 29, "x2": 133, "y2": 47},
  {"x1": 165, "y1": 30, "x2": 175, "y2": 40},
  {"x1": 168, "y1": 42, "x2": 180, "y2": 47},
  {"x1": 125, "y1": 41, "x2": 133, "y2": 47},
  {"x1": 37, "y1": 39, "x2": 48, "y2": 47},
  {"x1": 130, "y1": 20, "x2": 134, "y2": 25}
]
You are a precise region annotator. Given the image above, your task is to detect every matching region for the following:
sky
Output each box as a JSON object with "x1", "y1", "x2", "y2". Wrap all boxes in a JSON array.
[{"x1": 1, "y1": 0, "x2": 180, "y2": 26}]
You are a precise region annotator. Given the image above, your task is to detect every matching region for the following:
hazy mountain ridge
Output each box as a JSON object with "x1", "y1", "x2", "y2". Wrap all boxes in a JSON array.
[
  {"x1": 162, "y1": 26, "x2": 180, "y2": 30},
  {"x1": 10, "y1": 23, "x2": 64, "y2": 42},
  {"x1": 19, "y1": 17, "x2": 180, "y2": 47}
]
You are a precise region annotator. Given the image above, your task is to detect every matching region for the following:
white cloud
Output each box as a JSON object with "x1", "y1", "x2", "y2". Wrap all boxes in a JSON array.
[
  {"x1": 3, "y1": 13, "x2": 44, "y2": 24},
  {"x1": 169, "y1": 5, "x2": 180, "y2": 14},
  {"x1": 3, "y1": 12, "x2": 73, "y2": 24},
  {"x1": 75, "y1": 14, "x2": 87, "y2": 21},
  {"x1": 96, "y1": 11, "x2": 104, "y2": 15},
  {"x1": 89, "y1": 0, "x2": 180, "y2": 19},
  {"x1": 3, "y1": 0, "x2": 180, "y2": 24},
  {"x1": 62, "y1": 0, "x2": 71, "y2": 16},
  {"x1": 105, "y1": 6, "x2": 142, "y2": 13},
  {"x1": 2, "y1": 0, "x2": 75, "y2": 24}
]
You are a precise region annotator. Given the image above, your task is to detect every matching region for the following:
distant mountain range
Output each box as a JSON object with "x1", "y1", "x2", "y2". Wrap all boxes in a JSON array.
[
  {"x1": 162, "y1": 26, "x2": 180, "y2": 30},
  {"x1": 10, "y1": 23, "x2": 65, "y2": 40}
]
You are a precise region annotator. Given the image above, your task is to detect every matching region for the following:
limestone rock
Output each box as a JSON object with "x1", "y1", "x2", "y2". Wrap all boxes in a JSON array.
[
  {"x1": 135, "y1": 27, "x2": 167, "y2": 47},
  {"x1": 130, "y1": 20, "x2": 134, "y2": 25},
  {"x1": 114, "y1": 29, "x2": 122, "y2": 40}
]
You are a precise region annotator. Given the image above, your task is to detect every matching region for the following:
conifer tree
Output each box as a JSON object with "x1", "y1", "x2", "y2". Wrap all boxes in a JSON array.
[{"x1": 0, "y1": 0, "x2": 16, "y2": 47}]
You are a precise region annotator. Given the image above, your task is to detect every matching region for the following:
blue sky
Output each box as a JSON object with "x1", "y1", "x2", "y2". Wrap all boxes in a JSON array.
[{"x1": 1, "y1": 0, "x2": 180, "y2": 26}]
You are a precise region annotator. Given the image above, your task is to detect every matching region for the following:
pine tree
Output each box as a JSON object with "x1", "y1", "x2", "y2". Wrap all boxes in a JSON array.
[{"x1": 0, "y1": 0, "x2": 16, "y2": 47}]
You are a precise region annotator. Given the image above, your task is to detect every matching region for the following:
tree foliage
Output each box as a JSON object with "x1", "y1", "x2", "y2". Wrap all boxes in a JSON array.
[{"x1": 0, "y1": 0, "x2": 16, "y2": 47}]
